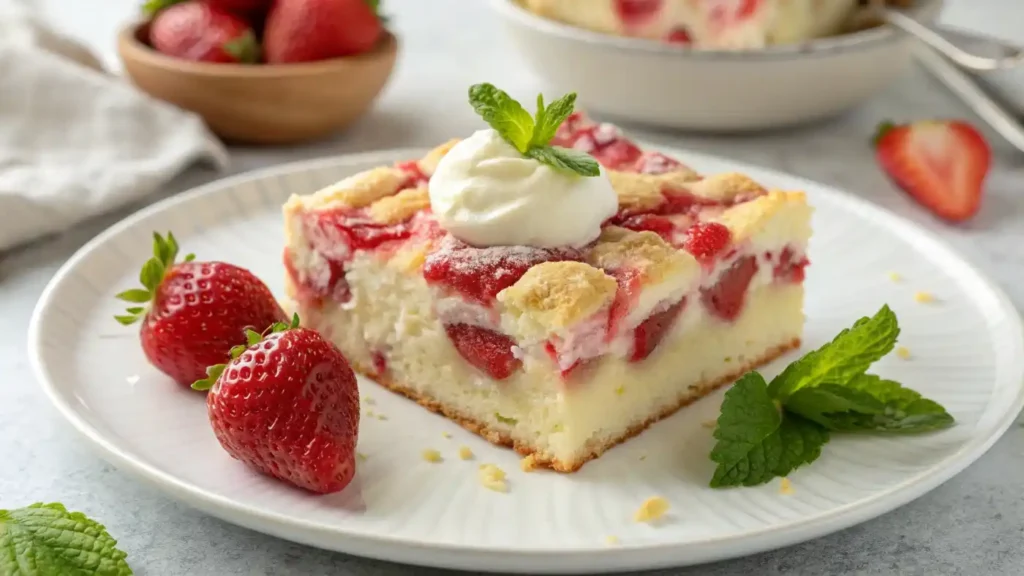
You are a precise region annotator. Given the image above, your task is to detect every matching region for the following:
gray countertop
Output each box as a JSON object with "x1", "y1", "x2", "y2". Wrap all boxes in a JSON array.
[{"x1": 5, "y1": 0, "x2": 1024, "y2": 574}]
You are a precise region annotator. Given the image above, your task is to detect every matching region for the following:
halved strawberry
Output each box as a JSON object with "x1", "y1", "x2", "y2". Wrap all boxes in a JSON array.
[{"x1": 874, "y1": 120, "x2": 991, "y2": 223}]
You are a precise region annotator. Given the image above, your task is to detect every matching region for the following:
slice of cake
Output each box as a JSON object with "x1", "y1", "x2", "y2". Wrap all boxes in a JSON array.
[{"x1": 282, "y1": 86, "x2": 811, "y2": 472}]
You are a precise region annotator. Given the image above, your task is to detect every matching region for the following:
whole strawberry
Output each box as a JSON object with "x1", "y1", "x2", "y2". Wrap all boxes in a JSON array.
[
  {"x1": 115, "y1": 232, "x2": 287, "y2": 386},
  {"x1": 263, "y1": 0, "x2": 384, "y2": 64},
  {"x1": 193, "y1": 316, "x2": 360, "y2": 494},
  {"x1": 149, "y1": 1, "x2": 261, "y2": 64},
  {"x1": 144, "y1": 0, "x2": 272, "y2": 14}
]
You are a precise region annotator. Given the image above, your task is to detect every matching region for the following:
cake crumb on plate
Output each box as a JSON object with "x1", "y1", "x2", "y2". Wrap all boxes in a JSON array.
[
  {"x1": 780, "y1": 477, "x2": 794, "y2": 495},
  {"x1": 888, "y1": 272, "x2": 902, "y2": 282},
  {"x1": 914, "y1": 291, "x2": 936, "y2": 303},
  {"x1": 605, "y1": 535, "x2": 619, "y2": 546},
  {"x1": 896, "y1": 346, "x2": 912, "y2": 360},
  {"x1": 422, "y1": 449, "x2": 442, "y2": 463},
  {"x1": 478, "y1": 464, "x2": 508, "y2": 492},
  {"x1": 634, "y1": 497, "x2": 669, "y2": 523},
  {"x1": 458, "y1": 446, "x2": 474, "y2": 460}
]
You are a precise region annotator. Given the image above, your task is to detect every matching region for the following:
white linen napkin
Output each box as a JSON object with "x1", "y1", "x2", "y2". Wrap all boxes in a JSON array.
[{"x1": 0, "y1": 1, "x2": 229, "y2": 251}]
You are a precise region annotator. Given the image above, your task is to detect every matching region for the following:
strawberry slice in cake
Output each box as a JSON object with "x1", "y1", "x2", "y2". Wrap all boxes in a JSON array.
[{"x1": 283, "y1": 84, "x2": 811, "y2": 472}]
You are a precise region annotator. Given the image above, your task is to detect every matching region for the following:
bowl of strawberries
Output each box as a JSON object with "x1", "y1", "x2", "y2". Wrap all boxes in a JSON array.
[{"x1": 118, "y1": 0, "x2": 397, "y2": 145}]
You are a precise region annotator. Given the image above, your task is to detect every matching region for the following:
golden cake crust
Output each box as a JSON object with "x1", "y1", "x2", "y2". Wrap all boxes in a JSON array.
[
  {"x1": 588, "y1": 227, "x2": 699, "y2": 286},
  {"x1": 497, "y1": 261, "x2": 617, "y2": 332}
]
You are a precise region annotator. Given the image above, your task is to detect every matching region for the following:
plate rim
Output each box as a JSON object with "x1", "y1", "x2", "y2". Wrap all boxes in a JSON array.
[{"x1": 28, "y1": 147, "x2": 1024, "y2": 573}]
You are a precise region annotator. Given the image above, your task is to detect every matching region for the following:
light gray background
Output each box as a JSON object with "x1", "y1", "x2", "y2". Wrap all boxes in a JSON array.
[{"x1": 5, "y1": 0, "x2": 1024, "y2": 574}]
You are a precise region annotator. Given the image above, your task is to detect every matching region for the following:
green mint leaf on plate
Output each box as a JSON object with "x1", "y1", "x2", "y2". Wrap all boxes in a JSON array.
[
  {"x1": 768, "y1": 304, "x2": 900, "y2": 401},
  {"x1": 525, "y1": 146, "x2": 600, "y2": 177},
  {"x1": 468, "y1": 83, "x2": 535, "y2": 154},
  {"x1": 0, "y1": 502, "x2": 133, "y2": 576},
  {"x1": 468, "y1": 83, "x2": 599, "y2": 177},
  {"x1": 709, "y1": 372, "x2": 828, "y2": 488},
  {"x1": 786, "y1": 375, "x2": 954, "y2": 432}
]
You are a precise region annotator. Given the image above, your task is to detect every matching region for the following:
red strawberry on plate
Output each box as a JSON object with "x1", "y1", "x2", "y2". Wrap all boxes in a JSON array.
[
  {"x1": 193, "y1": 316, "x2": 360, "y2": 494},
  {"x1": 148, "y1": 1, "x2": 261, "y2": 63},
  {"x1": 115, "y1": 232, "x2": 287, "y2": 386},
  {"x1": 874, "y1": 120, "x2": 991, "y2": 223},
  {"x1": 263, "y1": 0, "x2": 384, "y2": 63},
  {"x1": 143, "y1": 0, "x2": 272, "y2": 14}
]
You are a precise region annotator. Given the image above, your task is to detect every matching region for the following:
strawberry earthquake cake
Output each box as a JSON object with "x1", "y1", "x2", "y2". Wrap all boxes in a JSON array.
[
  {"x1": 520, "y1": 0, "x2": 887, "y2": 49},
  {"x1": 282, "y1": 84, "x2": 811, "y2": 472}
]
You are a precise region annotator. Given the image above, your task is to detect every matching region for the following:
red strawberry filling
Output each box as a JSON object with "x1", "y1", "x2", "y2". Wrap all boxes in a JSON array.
[
  {"x1": 683, "y1": 222, "x2": 731, "y2": 265},
  {"x1": 666, "y1": 27, "x2": 693, "y2": 45},
  {"x1": 615, "y1": 0, "x2": 664, "y2": 27},
  {"x1": 423, "y1": 235, "x2": 583, "y2": 306},
  {"x1": 701, "y1": 255, "x2": 759, "y2": 321},
  {"x1": 445, "y1": 323, "x2": 521, "y2": 380},
  {"x1": 285, "y1": 200, "x2": 439, "y2": 304},
  {"x1": 631, "y1": 299, "x2": 686, "y2": 362},
  {"x1": 773, "y1": 247, "x2": 809, "y2": 283}
]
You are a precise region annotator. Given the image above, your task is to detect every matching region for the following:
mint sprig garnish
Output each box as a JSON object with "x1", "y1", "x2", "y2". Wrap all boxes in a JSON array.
[
  {"x1": 710, "y1": 373, "x2": 828, "y2": 487},
  {"x1": 0, "y1": 503, "x2": 133, "y2": 575},
  {"x1": 468, "y1": 83, "x2": 600, "y2": 177},
  {"x1": 192, "y1": 313, "x2": 300, "y2": 391},
  {"x1": 709, "y1": 305, "x2": 954, "y2": 488},
  {"x1": 114, "y1": 232, "x2": 194, "y2": 326}
]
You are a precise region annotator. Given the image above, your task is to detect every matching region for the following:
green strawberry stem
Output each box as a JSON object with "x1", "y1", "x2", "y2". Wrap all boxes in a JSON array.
[
  {"x1": 873, "y1": 120, "x2": 897, "y2": 146},
  {"x1": 223, "y1": 30, "x2": 262, "y2": 64},
  {"x1": 141, "y1": 0, "x2": 186, "y2": 17},
  {"x1": 192, "y1": 314, "x2": 301, "y2": 391},
  {"x1": 114, "y1": 231, "x2": 194, "y2": 326}
]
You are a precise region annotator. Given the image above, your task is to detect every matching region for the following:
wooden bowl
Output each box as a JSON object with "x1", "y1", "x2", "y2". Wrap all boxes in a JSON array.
[{"x1": 117, "y1": 22, "x2": 398, "y2": 145}]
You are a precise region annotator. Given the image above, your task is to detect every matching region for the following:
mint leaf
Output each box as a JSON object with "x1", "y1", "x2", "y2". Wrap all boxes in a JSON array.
[
  {"x1": 768, "y1": 305, "x2": 900, "y2": 400},
  {"x1": 468, "y1": 83, "x2": 534, "y2": 153},
  {"x1": 525, "y1": 146, "x2": 600, "y2": 177},
  {"x1": 467, "y1": 83, "x2": 599, "y2": 177},
  {"x1": 0, "y1": 503, "x2": 133, "y2": 575},
  {"x1": 709, "y1": 372, "x2": 828, "y2": 487},
  {"x1": 788, "y1": 375, "x2": 954, "y2": 432},
  {"x1": 531, "y1": 92, "x2": 576, "y2": 148}
]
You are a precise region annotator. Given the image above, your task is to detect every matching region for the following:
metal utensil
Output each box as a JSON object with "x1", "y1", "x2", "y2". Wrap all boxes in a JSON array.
[
  {"x1": 883, "y1": 7, "x2": 1024, "y2": 72},
  {"x1": 913, "y1": 40, "x2": 1024, "y2": 154}
]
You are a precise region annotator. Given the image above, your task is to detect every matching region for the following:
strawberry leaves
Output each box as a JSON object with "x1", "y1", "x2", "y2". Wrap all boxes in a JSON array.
[
  {"x1": 223, "y1": 30, "x2": 262, "y2": 64},
  {"x1": 114, "y1": 232, "x2": 194, "y2": 325},
  {"x1": 192, "y1": 313, "x2": 301, "y2": 391}
]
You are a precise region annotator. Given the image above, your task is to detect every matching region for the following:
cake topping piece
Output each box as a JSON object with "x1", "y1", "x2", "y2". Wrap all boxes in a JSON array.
[
  {"x1": 497, "y1": 261, "x2": 617, "y2": 334},
  {"x1": 368, "y1": 186, "x2": 431, "y2": 224},
  {"x1": 589, "y1": 227, "x2": 698, "y2": 287},
  {"x1": 428, "y1": 84, "x2": 617, "y2": 248},
  {"x1": 305, "y1": 166, "x2": 406, "y2": 210}
]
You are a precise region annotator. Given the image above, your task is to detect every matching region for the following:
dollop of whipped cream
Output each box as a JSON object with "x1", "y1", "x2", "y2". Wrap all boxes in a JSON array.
[{"x1": 428, "y1": 129, "x2": 618, "y2": 248}]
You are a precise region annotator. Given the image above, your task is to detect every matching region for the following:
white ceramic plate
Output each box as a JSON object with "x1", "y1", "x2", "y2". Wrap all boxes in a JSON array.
[{"x1": 29, "y1": 148, "x2": 1024, "y2": 574}]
